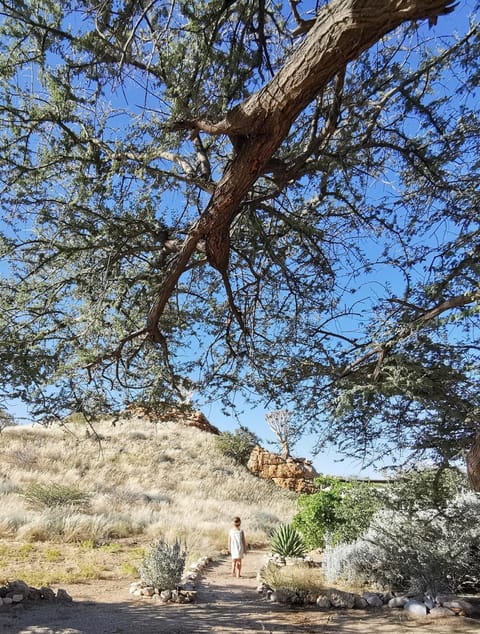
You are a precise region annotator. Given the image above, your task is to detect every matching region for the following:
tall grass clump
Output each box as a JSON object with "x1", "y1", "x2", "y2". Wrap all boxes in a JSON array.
[
  {"x1": 21, "y1": 483, "x2": 90, "y2": 509},
  {"x1": 259, "y1": 560, "x2": 325, "y2": 594},
  {"x1": 139, "y1": 539, "x2": 187, "y2": 590}
]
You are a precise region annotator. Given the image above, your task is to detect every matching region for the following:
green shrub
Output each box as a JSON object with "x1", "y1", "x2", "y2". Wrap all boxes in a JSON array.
[
  {"x1": 323, "y1": 491, "x2": 480, "y2": 596},
  {"x1": 215, "y1": 426, "x2": 260, "y2": 466},
  {"x1": 22, "y1": 483, "x2": 90, "y2": 509},
  {"x1": 292, "y1": 475, "x2": 382, "y2": 549},
  {"x1": 270, "y1": 524, "x2": 306, "y2": 558},
  {"x1": 382, "y1": 466, "x2": 469, "y2": 515},
  {"x1": 139, "y1": 539, "x2": 187, "y2": 590}
]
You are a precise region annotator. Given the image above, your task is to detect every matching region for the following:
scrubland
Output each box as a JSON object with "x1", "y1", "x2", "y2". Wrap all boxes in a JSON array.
[{"x1": 0, "y1": 417, "x2": 297, "y2": 587}]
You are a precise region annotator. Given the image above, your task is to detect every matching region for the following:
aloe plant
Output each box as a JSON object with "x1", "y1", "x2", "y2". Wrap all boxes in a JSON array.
[{"x1": 270, "y1": 524, "x2": 306, "y2": 558}]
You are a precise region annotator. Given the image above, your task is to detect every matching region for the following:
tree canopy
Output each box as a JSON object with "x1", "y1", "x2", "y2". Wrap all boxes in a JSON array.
[{"x1": 0, "y1": 0, "x2": 478, "y2": 471}]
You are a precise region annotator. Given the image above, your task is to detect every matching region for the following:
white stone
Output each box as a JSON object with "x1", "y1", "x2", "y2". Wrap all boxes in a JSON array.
[
  {"x1": 353, "y1": 595, "x2": 368, "y2": 609},
  {"x1": 442, "y1": 599, "x2": 474, "y2": 616},
  {"x1": 388, "y1": 596, "x2": 409, "y2": 608},
  {"x1": 11, "y1": 594, "x2": 24, "y2": 603},
  {"x1": 404, "y1": 599, "x2": 428, "y2": 617},
  {"x1": 429, "y1": 607, "x2": 456, "y2": 618},
  {"x1": 160, "y1": 590, "x2": 172, "y2": 602},
  {"x1": 316, "y1": 595, "x2": 331, "y2": 609},
  {"x1": 56, "y1": 589, "x2": 72, "y2": 602},
  {"x1": 3, "y1": 597, "x2": 12, "y2": 605},
  {"x1": 328, "y1": 589, "x2": 355, "y2": 609}
]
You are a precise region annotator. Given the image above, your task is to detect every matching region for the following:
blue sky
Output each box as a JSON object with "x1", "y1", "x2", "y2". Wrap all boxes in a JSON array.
[{"x1": 2, "y1": 0, "x2": 477, "y2": 479}]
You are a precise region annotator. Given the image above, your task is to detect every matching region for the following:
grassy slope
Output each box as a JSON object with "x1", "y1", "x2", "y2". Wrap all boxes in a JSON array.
[{"x1": 0, "y1": 416, "x2": 297, "y2": 587}]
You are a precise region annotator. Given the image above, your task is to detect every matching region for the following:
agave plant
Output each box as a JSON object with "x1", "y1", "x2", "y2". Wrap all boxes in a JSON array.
[{"x1": 270, "y1": 524, "x2": 306, "y2": 558}]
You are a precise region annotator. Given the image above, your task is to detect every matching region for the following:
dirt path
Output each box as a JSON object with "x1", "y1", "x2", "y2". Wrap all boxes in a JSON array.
[{"x1": 1, "y1": 550, "x2": 479, "y2": 633}]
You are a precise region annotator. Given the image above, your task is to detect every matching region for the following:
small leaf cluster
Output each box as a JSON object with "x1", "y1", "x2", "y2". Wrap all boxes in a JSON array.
[{"x1": 139, "y1": 539, "x2": 187, "y2": 591}]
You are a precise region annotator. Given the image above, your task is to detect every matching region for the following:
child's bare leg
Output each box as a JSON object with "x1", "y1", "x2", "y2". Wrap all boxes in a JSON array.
[
  {"x1": 236, "y1": 560, "x2": 242, "y2": 577},
  {"x1": 231, "y1": 559, "x2": 236, "y2": 576}
]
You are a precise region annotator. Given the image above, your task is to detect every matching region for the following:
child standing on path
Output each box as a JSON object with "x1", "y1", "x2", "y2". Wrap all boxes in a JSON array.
[{"x1": 228, "y1": 516, "x2": 247, "y2": 578}]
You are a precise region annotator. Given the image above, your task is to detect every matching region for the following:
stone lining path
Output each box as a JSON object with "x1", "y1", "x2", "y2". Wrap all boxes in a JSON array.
[{"x1": 0, "y1": 550, "x2": 479, "y2": 633}]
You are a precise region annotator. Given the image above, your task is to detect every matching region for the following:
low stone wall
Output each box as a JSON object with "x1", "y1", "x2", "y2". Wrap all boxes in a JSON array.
[
  {"x1": 0, "y1": 580, "x2": 72, "y2": 607},
  {"x1": 257, "y1": 557, "x2": 478, "y2": 620}
]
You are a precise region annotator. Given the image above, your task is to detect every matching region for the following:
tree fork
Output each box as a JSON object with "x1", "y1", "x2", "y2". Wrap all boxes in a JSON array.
[{"x1": 147, "y1": 0, "x2": 457, "y2": 342}]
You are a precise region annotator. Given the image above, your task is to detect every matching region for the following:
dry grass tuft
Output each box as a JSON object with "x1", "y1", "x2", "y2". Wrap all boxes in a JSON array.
[{"x1": 260, "y1": 560, "x2": 326, "y2": 594}]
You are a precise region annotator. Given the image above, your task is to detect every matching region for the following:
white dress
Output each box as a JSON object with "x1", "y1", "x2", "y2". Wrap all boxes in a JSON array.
[{"x1": 229, "y1": 528, "x2": 245, "y2": 559}]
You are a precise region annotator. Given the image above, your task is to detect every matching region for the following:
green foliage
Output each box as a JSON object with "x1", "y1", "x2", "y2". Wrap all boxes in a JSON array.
[
  {"x1": 270, "y1": 524, "x2": 306, "y2": 559},
  {"x1": 323, "y1": 491, "x2": 480, "y2": 596},
  {"x1": 382, "y1": 466, "x2": 469, "y2": 515},
  {"x1": 292, "y1": 475, "x2": 382, "y2": 550},
  {"x1": 139, "y1": 539, "x2": 187, "y2": 590},
  {"x1": 0, "y1": 0, "x2": 477, "y2": 474},
  {"x1": 215, "y1": 426, "x2": 260, "y2": 466},
  {"x1": 21, "y1": 483, "x2": 90, "y2": 509}
]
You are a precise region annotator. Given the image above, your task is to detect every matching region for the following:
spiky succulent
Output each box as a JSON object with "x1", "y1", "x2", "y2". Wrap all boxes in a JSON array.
[{"x1": 270, "y1": 524, "x2": 306, "y2": 558}]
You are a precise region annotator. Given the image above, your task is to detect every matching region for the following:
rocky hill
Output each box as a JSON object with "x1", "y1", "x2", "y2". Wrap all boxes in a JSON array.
[{"x1": 0, "y1": 414, "x2": 297, "y2": 587}]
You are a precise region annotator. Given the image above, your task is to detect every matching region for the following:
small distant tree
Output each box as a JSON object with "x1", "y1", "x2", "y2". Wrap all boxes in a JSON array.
[
  {"x1": 0, "y1": 410, "x2": 17, "y2": 432},
  {"x1": 265, "y1": 410, "x2": 302, "y2": 460},
  {"x1": 215, "y1": 425, "x2": 260, "y2": 466}
]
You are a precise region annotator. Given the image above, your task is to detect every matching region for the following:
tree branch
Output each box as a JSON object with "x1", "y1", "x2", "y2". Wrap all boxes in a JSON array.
[
  {"x1": 340, "y1": 290, "x2": 480, "y2": 378},
  {"x1": 145, "y1": 0, "x2": 457, "y2": 342}
]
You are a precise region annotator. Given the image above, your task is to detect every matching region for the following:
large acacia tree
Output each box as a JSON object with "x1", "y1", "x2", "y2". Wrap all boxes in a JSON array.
[{"x1": 0, "y1": 0, "x2": 478, "y2": 472}]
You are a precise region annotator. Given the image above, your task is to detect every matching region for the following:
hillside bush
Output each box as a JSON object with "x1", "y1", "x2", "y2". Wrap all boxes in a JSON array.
[
  {"x1": 21, "y1": 483, "x2": 90, "y2": 509},
  {"x1": 139, "y1": 538, "x2": 187, "y2": 590},
  {"x1": 292, "y1": 475, "x2": 382, "y2": 549},
  {"x1": 215, "y1": 425, "x2": 260, "y2": 466},
  {"x1": 323, "y1": 490, "x2": 480, "y2": 596}
]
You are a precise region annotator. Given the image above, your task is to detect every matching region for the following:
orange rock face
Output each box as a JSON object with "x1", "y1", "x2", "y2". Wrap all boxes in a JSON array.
[{"x1": 247, "y1": 445, "x2": 317, "y2": 493}]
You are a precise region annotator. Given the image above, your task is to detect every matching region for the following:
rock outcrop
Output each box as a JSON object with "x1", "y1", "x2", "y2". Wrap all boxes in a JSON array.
[
  {"x1": 247, "y1": 445, "x2": 317, "y2": 493},
  {"x1": 125, "y1": 405, "x2": 220, "y2": 435}
]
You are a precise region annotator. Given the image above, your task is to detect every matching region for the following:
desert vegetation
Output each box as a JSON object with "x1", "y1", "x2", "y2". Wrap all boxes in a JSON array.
[{"x1": 0, "y1": 417, "x2": 297, "y2": 587}]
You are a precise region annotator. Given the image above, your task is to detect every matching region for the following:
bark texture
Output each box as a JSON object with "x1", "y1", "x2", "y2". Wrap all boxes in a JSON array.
[
  {"x1": 147, "y1": 0, "x2": 456, "y2": 340},
  {"x1": 467, "y1": 433, "x2": 480, "y2": 492}
]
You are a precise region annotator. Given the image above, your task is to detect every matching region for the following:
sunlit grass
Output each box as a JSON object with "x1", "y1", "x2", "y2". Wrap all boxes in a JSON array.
[
  {"x1": 0, "y1": 418, "x2": 298, "y2": 584},
  {"x1": 260, "y1": 561, "x2": 327, "y2": 594}
]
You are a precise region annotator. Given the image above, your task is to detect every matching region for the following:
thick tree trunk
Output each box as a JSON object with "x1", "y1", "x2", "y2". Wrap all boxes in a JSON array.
[
  {"x1": 147, "y1": 0, "x2": 455, "y2": 339},
  {"x1": 467, "y1": 433, "x2": 480, "y2": 491}
]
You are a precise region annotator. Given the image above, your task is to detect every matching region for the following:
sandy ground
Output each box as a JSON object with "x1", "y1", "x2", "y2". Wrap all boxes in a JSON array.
[{"x1": 1, "y1": 550, "x2": 480, "y2": 633}]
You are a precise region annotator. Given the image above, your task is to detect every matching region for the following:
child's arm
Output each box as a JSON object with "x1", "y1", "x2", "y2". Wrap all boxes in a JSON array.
[{"x1": 242, "y1": 530, "x2": 248, "y2": 553}]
